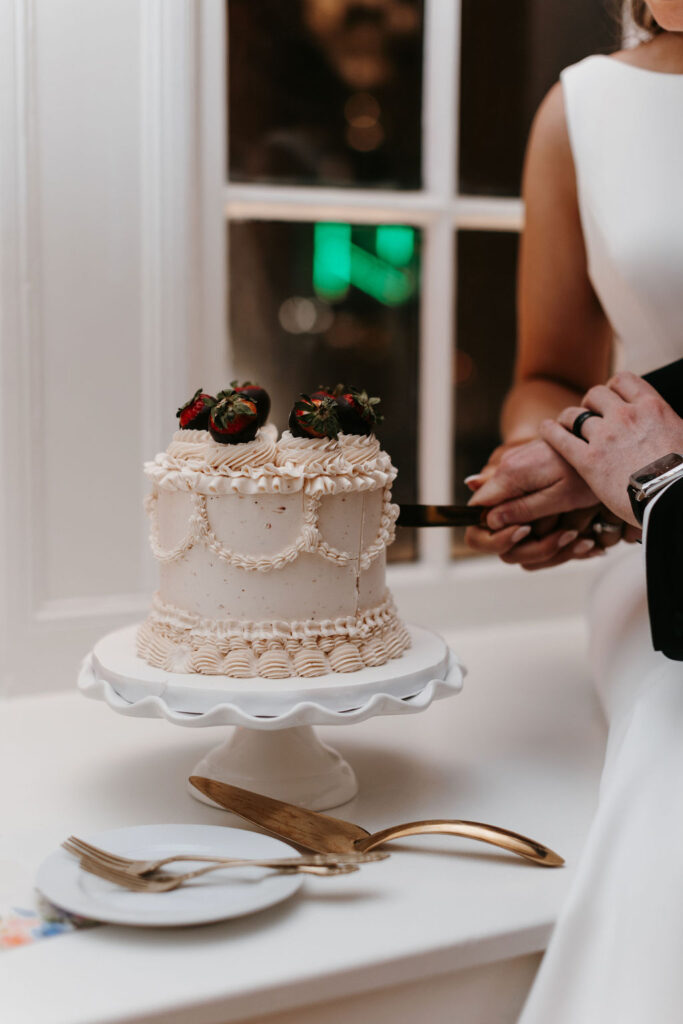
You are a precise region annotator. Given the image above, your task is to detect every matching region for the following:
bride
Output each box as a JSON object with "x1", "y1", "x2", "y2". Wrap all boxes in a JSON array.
[{"x1": 464, "y1": 3, "x2": 683, "y2": 1021}]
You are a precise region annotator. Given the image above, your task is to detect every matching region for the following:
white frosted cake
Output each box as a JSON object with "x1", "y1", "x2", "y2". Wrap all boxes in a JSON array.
[{"x1": 137, "y1": 421, "x2": 411, "y2": 680}]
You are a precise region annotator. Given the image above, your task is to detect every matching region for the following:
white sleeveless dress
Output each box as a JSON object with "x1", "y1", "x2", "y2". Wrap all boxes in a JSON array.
[{"x1": 519, "y1": 56, "x2": 683, "y2": 1024}]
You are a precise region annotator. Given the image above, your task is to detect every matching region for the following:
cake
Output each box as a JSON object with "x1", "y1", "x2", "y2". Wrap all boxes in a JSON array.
[{"x1": 136, "y1": 384, "x2": 411, "y2": 680}]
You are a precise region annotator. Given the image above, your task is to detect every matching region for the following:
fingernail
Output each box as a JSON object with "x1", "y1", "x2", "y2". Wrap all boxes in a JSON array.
[
  {"x1": 573, "y1": 539, "x2": 595, "y2": 555},
  {"x1": 464, "y1": 474, "x2": 483, "y2": 490},
  {"x1": 511, "y1": 525, "x2": 532, "y2": 544},
  {"x1": 558, "y1": 530, "x2": 579, "y2": 548}
]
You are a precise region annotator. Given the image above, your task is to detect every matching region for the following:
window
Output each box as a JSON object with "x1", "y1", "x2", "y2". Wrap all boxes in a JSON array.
[{"x1": 225, "y1": 1, "x2": 617, "y2": 565}]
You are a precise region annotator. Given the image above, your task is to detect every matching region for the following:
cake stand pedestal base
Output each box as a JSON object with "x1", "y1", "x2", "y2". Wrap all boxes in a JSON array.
[{"x1": 188, "y1": 725, "x2": 358, "y2": 810}]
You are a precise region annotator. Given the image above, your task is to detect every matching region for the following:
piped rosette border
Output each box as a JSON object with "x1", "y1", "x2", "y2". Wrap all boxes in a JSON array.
[
  {"x1": 144, "y1": 428, "x2": 397, "y2": 497},
  {"x1": 136, "y1": 592, "x2": 412, "y2": 679}
]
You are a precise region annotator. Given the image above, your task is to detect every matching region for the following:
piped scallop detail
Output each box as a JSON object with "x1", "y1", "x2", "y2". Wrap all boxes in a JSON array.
[
  {"x1": 139, "y1": 427, "x2": 411, "y2": 679},
  {"x1": 146, "y1": 488, "x2": 397, "y2": 572}
]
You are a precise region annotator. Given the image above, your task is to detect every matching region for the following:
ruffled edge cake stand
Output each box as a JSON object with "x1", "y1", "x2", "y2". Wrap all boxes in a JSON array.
[{"x1": 78, "y1": 624, "x2": 465, "y2": 810}]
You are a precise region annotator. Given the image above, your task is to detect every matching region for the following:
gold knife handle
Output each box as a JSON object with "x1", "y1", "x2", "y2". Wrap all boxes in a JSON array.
[{"x1": 354, "y1": 820, "x2": 564, "y2": 867}]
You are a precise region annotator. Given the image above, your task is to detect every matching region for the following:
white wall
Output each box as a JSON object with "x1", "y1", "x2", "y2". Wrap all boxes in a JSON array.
[{"x1": 0, "y1": 0, "x2": 226, "y2": 696}]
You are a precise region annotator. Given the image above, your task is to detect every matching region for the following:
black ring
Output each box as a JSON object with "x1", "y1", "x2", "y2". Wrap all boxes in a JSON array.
[{"x1": 571, "y1": 410, "x2": 601, "y2": 441}]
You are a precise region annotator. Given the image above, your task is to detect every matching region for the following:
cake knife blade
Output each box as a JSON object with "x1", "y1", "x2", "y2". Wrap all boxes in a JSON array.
[
  {"x1": 397, "y1": 504, "x2": 487, "y2": 528},
  {"x1": 188, "y1": 778, "x2": 564, "y2": 867}
]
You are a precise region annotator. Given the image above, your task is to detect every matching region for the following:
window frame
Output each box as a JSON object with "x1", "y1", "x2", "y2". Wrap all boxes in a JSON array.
[{"x1": 218, "y1": 0, "x2": 597, "y2": 623}]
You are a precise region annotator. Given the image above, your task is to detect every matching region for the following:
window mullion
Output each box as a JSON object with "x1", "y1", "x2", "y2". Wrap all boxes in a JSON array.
[
  {"x1": 224, "y1": 183, "x2": 440, "y2": 224},
  {"x1": 417, "y1": 0, "x2": 461, "y2": 567},
  {"x1": 455, "y1": 195, "x2": 524, "y2": 232}
]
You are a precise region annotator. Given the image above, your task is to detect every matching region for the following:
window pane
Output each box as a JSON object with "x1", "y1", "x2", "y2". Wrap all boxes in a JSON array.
[
  {"x1": 453, "y1": 230, "x2": 518, "y2": 554},
  {"x1": 228, "y1": 220, "x2": 421, "y2": 561},
  {"x1": 228, "y1": 0, "x2": 424, "y2": 189},
  {"x1": 459, "y1": 0, "x2": 616, "y2": 196}
]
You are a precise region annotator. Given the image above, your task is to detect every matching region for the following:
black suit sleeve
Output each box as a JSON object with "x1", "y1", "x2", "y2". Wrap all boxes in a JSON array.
[
  {"x1": 642, "y1": 359, "x2": 683, "y2": 417},
  {"x1": 645, "y1": 475, "x2": 683, "y2": 661}
]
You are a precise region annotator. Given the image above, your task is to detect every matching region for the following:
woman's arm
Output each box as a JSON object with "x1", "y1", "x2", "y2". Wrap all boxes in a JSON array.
[
  {"x1": 465, "y1": 81, "x2": 612, "y2": 564},
  {"x1": 504, "y1": 81, "x2": 612, "y2": 440}
]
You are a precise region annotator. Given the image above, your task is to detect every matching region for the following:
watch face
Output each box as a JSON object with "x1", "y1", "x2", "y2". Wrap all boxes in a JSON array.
[{"x1": 631, "y1": 452, "x2": 683, "y2": 488}]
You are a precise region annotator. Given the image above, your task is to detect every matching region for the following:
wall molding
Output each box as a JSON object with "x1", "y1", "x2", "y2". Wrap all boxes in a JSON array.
[
  {"x1": 0, "y1": 0, "x2": 46, "y2": 693},
  {"x1": 139, "y1": 0, "x2": 227, "y2": 587},
  {"x1": 0, "y1": 0, "x2": 226, "y2": 694}
]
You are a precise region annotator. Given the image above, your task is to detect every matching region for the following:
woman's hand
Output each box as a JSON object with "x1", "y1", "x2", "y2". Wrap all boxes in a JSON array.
[
  {"x1": 540, "y1": 372, "x2": 683, "y2": 527},
  {"x1": 468, "y1": 438, "x2": 597, "y2": 528},
  {"x1": 464, "y1": 437, "x2": 601, "y2": 563},
  {"x1": 463, "y1": 438, "x2": 536, "y2": 492},
  {"x1": 463, "y1": 437, "x2": 638, "y2": 569}
]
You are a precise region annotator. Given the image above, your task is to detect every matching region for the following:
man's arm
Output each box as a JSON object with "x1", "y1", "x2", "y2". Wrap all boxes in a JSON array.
[
  {"x1": 643, "y1": 358, "x2": 683, "y2": 417},
  {"x1": 541, "y1": 372, "x2": 683, "y2": 660},
  {"x1": 644, "y1": 478, "x2": 683, "y2": 660}
]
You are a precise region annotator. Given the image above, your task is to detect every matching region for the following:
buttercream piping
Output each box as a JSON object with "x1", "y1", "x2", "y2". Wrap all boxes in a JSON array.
[
  {"x1": 146, "y1": 488, "x2": 395, "y2": 571},
  {"x1": 257, "y1": 646, "x2": 292, "y2": 680},
  {"x1": 327, "y1": 642, "x2": 364, "y2": 674},
  {"x1": 293, "y1": 646, "x2": 330, "y2": 678},
  {"x1": 135, "y1": 593, "x2": 411, "y2": 677},
  {"x1": 139, "y1": 427, "x2": 409, "y2": 678},
  {"x1": 221, "y1": 649, "x2": 255, "y2": 678},
  {"x1": 144, "y1": 430, "x2": 397, "y2": 497},
  {"x1": 189, "y1": 644, "x2": 223, "y2": 675},
  {"x1": 359, "y1": 636, "x2": 390, "y2": 667},
  {"x1": 144, "y1": 591, "x2": 400, "y2": 641}
]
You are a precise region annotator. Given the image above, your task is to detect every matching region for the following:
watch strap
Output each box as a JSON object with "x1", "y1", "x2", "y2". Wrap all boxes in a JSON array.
[{"x1": 628, "y1": 484, "x2": 646, "y2": 525}]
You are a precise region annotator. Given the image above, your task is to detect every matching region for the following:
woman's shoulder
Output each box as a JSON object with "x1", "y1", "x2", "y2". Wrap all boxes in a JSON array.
[
  {"x1": 523, "y1": 81, "x2": 574, "y2": 197},
  {"x1": 526, "y1": 53, "x2": 624, "y2": 186},
  {"x1": 540, "y1": 43, "x2": 671, "y2": 129},
  {"x1": 610, "y1": 35, "x2": 683, "y2": 73},
  {"x1": 527, "y1": 81, "x2": 569, "y2": 167},
  {"x1": 562, "y1": 38, "x2": 683, "y2": 79}
]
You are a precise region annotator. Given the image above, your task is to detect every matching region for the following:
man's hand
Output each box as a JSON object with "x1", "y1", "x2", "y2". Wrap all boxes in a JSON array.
[{"x1": 540, "y1": 372, "x2": 683, "y2": 527}]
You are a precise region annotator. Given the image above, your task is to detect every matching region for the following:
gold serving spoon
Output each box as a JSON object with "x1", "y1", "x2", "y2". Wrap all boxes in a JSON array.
[{"x1": 189, "y1": 778, "x2": 565, "y2": 867}]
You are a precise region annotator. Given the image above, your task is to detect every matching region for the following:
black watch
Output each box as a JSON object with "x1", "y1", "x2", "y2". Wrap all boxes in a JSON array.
[{"x1": 627, "y1": 453, "x2": 683, "y2": 524}]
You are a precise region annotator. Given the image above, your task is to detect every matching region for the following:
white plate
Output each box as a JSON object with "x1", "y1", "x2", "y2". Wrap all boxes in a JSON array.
[{"x1": 36, "y1": 825, "x2": 303, "y2": 927}]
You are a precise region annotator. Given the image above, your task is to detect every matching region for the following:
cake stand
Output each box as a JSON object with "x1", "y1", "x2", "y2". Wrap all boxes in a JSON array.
[{"x1": 79, "y1": 624, "x2": 465, "y2": 811}]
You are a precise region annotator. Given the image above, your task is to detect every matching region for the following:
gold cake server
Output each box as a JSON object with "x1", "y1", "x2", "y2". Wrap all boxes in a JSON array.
[{"x1": 189, "y1": 778, "x2": 564, "y2": 867}]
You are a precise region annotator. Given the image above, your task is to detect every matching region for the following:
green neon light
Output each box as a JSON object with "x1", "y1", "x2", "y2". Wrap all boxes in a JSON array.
[
  {"x1": 350, "y1": 245, "x2": 414, "y2": 305},
  {"x1": 313, "y1": 223, "x2": 351, "y2": 300},
  {"x1": 313, "y1": 222, "x2": 416, "y2": 306},
  {"x1": 375, "y1": 225, "x2": 414, "y2": 267}
]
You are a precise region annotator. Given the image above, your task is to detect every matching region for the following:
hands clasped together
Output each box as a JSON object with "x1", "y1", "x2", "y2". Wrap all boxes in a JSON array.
[{"x1": 466, "y1": 373, "x2": 683, "y2": 570}]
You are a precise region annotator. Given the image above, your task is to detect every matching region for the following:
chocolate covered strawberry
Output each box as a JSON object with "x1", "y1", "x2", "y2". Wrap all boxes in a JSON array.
[
  {"x1": 288, "y1": 395, "x2": 341, "y2": 440},
  {"x1": 176, "y1": 389, "x2": 215, "y2": 430},
  {"x1": 229, "y1": 380, "x2": 271, "y2": 426},
  {"x1": 208, "y1": 392, "x2": 259, "y2": 445},
  {"x1": 335, "y1": 386, "x2": 383, "y2": 435},
  {"x1": 309, "y1": 385, "x2": 337, "y2": 403}
]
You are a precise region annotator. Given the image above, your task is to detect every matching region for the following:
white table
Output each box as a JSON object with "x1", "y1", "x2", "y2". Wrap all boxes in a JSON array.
[{"x1": 1, "y1": 617, "x2": 606, "y2": 1024}]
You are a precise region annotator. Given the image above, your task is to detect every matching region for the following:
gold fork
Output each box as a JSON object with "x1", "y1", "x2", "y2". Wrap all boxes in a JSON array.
[
  {"x1": 74, "y1": 851, "x2": 360, "y2": 891},
  {"x1": 64, "y1": 836, "x2": 388, "y2": 876}
]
